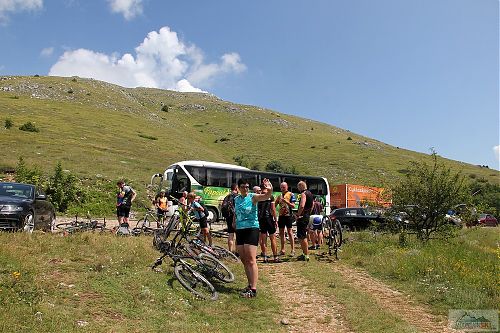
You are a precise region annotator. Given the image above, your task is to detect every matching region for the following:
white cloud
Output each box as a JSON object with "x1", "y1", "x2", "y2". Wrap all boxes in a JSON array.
[
  {"x1": 49, "y1": 26, "x2": 246, "y2": 93},
  {"x1": 494, "y1": 145, "x2": 500, "y2": 162},
  {"x1": 107, "y1": 0, "x2": 143, "y2": 20},
  {"x1": 40, "y1": 46, "x2": 53, "y2": 57},
  {"x1": 0, "y1": 0, "x2": 43, "y2": 24}
]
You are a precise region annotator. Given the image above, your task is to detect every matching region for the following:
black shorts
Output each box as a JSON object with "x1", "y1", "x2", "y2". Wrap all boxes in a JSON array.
[
  {"x1": 117, "y1": 205, "x2": 131, "y2": 218},
  {"x1": 236, "y1": 228, "x2": 260, "y2": 246},
  {"x1": 196, "y1": 216, "x2": 208, "y2": 229},
  {"x1": 157, "y1": 208, "x2": 166, "y2": 218},
  {"x1": 259, "y1": 216, "x2": 277, "y2": 235},
  {"x1": 296, "y1": 216, "x2": 309, "y2": 240},
  {"x1": 225, "y1": 213, "x2": 236, "y2": 233},
  {"x1": 278, "y1": 215, "x2": 293, "y2": 229}
]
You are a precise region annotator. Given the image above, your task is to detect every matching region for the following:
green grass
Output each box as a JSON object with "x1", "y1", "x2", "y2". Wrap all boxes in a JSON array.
[
  {"x1": 0, "y1": 75, "x2": 497, "y2": 190},
  {"x1": 0, "y1": 233, "x2": 283, "y2": 333},
  {"x1": 339, "y1": 227, "x2": 500, "y2": 313}
]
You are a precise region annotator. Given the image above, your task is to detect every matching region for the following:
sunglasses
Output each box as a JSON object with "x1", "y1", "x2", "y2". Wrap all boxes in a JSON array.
[{"x1": 240, "y1": 185, "x2": 250, "y2": 189}]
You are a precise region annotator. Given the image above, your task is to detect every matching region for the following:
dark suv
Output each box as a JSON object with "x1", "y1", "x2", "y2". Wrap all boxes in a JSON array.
[
  {"x1": 0, "y1": 182, "x2": 55, "y2": 232},
  {"x1": 330, "y1": 207, "x2": 384, "y2": 231}
]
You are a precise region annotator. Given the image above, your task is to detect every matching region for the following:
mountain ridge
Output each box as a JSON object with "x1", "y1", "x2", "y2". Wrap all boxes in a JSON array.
[{"x1": 0, "y1": 75, "x2": 497, "y2": 186}]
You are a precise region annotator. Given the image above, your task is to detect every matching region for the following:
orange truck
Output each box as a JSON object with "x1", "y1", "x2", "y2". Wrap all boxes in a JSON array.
[{"x1": 330, "y1": 184, "x2": 391, "y2": 209}]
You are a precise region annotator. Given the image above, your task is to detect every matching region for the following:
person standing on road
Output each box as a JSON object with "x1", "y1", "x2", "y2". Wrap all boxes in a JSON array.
[
  {"x1": 233, "y1": 178, "x2": 274, "y2": 298},
  {"x1": 187, "y1": 192, "x2": 212, "y2": 246},
  {"x1": 154, "y1": 190, "x2": 169, "y2": 228},
  {"x1": 275, "y1": 182, "x2": 296, "y2": 256},
  {"x1": 221, "y1": 184, "x2": 238, "y2": 253},
  {"x1": 116, "y1": 180, "x2": 136, "y2": 228},
  {"x1": 295, "y1": 181, "x2": 314, "y2": 261},
  {"x1": 308, "y1": 196, "x2": 324, "y2": 250},
  {"x1": 258, "y1": 185, "x2": 278, "y2": 262}
]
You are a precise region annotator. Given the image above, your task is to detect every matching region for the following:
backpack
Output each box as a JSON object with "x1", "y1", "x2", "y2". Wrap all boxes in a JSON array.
[
  {"x1": 221, "y1": 193, "x2": 235, "y2": 219},
  {"x1": 200, "y1": 202, "x2": 209, "y2": 218}
]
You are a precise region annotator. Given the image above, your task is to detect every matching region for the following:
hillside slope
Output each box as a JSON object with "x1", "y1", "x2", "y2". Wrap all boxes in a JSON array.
[{"x1": 0, "y1": 76, "x2": 497, "y2": 187}]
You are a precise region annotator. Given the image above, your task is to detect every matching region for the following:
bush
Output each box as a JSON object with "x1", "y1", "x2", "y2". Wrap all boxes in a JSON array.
[
  {"x1": 45, "y1": 163, "x2": 80, "y2": 212},
  {"x1": 19, "y1": 122, "x2": 39, "y2": 133},
  {"x1": 5, "y1": 119, "x2": 13, "y2": 129},
  {"x1": 138, "y1": 134, "x2": 157, "y2": 140},
  {"x1": 15, "y1": 157, "x2": 45, "y2": 188},
  {"x1": 389, "y1": 152, "x2": 470, "y2": 242},
  {"x1": 161, "y1": 105, "x2": 169, "y2": 112}
]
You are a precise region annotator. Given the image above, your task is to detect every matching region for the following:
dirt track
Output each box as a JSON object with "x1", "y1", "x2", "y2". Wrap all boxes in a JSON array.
[{"x1": 261, "y1": 257, "x2": 457, "y2": 333}]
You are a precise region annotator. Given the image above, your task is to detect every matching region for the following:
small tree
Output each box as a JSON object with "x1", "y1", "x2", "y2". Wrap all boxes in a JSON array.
[
  {"x1": 390, "y1": 152, "x2": 471, "y2": 242},
  {"x1": 265, "y1": 160, "x2": 285, "y2": 173},
  {"x1": 5, "y1": 119, "x2": 13, "y2": 129},
  {"x1": 46, "y1": 162, "x2": 80, "y2": 212}
]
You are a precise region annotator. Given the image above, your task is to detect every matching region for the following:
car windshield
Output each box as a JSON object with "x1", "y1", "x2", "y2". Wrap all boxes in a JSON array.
[{"x1": 0, "y1": 183, "x2": 33, "y2": 199}]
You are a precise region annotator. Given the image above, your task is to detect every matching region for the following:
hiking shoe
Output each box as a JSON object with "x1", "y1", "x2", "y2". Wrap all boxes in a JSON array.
[
  {"x1": 273, "y1": 256, "x2": 281, "y2": 263},
  {"x1": 297, "y1": 254, "x2": 310, "y2": 261},
  {"x1": 263, "y1": 255, "x2": 269, "y2": 263},
  {"x1": 289, "y1": 251, "x2": 295, "y2": 257},
  {"x1": 279, "y1": 250, "x2": 286, "y2": 256},
  {"x1": 308, "y1": 245, "x2": 316, "y2": 250},
  {"x1": 240, "y1": 289, "x2": 257, "y2": 298},
  {"x1": 315, "y1": 244, "x2": 320, "y2": 250}
]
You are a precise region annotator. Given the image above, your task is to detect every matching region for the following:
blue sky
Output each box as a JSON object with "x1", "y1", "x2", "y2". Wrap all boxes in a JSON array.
[{"x1": 1, "y1": 0, "x2": 499, "y2": 170}]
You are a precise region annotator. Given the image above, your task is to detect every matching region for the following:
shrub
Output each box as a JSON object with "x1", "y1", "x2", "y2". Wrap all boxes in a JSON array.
[
  {"x1": 5, "y1": 119, "x2": 13, "y2": 129},
  {"x1": 347, "y1": 136, "x2": 352, "y2": 140},
  {"x1": 19, "y1": 122, "x2": 39, "y2": 133},
  {"x1": 45, "y1": 163, "x2": 80, "y2": 212},
  {"x1": 15, "y1": 157, "x2": 45, "y2": 188},
  {"x1": 161, "y1": 105, "x2": 169, "y2": 112},
  {"x1": 138, "y1": 134, "x2": 157, "y2": 140}
]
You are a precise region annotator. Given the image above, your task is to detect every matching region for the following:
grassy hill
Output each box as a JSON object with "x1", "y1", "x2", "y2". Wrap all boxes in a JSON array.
[{"x1": 0, "y1": 75, "x2": 498, "y2": 189}]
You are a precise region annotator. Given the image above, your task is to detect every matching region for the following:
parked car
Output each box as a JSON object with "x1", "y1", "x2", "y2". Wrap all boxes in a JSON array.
[
  {"x1": 477, "y1": 214, "x2": 498, "y2": 227},
  {"x1": 330, "y1": 207, "x2": 385, "y2": 231},
  {"x1": 0, "y1": 182, "x2": 55, "y2": 232}
]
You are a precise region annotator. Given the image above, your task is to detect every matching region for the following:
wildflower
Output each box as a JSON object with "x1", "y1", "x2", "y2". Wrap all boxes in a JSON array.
[{"x1": 12, "y1": 271, "x2": 21, "y2": 280}]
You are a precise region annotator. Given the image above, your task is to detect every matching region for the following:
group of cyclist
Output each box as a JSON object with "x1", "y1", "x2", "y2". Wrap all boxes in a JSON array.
[
  {"x1": 221, "y1": 178, "x2": 323, "y2": 298},
  {"x1": 119, "y1": 178, "x2": 324, "y2": 299}
]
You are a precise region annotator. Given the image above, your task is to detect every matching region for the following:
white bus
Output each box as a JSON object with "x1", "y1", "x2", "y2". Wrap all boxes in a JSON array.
[{"x1": 151, "y1": 160, "x2": 330, "y2": 222}]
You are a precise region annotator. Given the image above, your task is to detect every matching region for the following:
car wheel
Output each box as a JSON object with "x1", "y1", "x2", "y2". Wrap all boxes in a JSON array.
[{"x1": 22, "y1": 212, "x2": 35, "y2": 233}]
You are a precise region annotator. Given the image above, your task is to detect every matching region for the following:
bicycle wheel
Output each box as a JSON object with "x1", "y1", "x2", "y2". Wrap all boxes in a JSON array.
[
  {"x1": 174, "y1": 261, "x2": 218, "y2": 300},
  {"x1": 197, "y1": 253, "x2": 234, "y2": 283},
  {"x1": 55, "y1": 222, "x2": 81, "y2": 234},
  {"x1": 333, "y1": 219, "x2": 343, "y2": 248},
  {"x1": 211, "y1": 245, "x2": 239, "y2": 262},
  {"x1": 135, "y1": 217, "x2": 149, "y2": 229}
]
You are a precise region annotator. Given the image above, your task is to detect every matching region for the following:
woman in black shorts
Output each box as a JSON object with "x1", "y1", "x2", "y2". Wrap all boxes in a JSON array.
[{"x1": 233, "y1": 178, "x2": 273, "y2": 298}]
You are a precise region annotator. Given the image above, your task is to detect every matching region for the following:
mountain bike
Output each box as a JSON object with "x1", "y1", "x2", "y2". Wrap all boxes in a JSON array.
[
  {"x1": 151, "y1": 205, "x2": 235, "y2": 299},
  {"x1": 151, "y1": 240, "x2": 218, "y2": 300},
  {"x1": 131, "y1": 206, "x2": 160, "y2": 236},
  {"x1": 55, "y1": 215, "x2": 108, "y2": 234},
  {"x1": 323, "y1": 216, "x2": 342, "y2": 259}
]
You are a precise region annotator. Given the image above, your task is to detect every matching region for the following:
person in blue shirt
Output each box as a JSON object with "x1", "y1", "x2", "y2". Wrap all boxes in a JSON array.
[
  {"x1": 232, "y1": 178, "x2": 273, "y2": 298},
  {"x1": 187, "y1": 192, "x2": 212, "y2": 246}
]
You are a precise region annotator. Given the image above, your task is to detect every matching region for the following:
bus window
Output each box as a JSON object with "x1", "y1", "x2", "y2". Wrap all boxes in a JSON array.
[
  {"x1": 171, "y1": 167, "x2": 190, "y2": 198},
  {"x1": 259, "y1": 173, "x2": 280, "y2": 189},
  {"x1": 232, "y1": 171, "x2": 259, "y2": 187},
  {"x1": 307, "y1": 178, "x2": 327, "y2": 195},
  {"x1": 281, "y1": 176, "x2": 301, "y2": 193},
  {"x1": 185, "y1": 166, "x2": 207, "y2": 185},
  {"x1": 207, "y1": 169, "x2": 231, "y2": 187}
]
